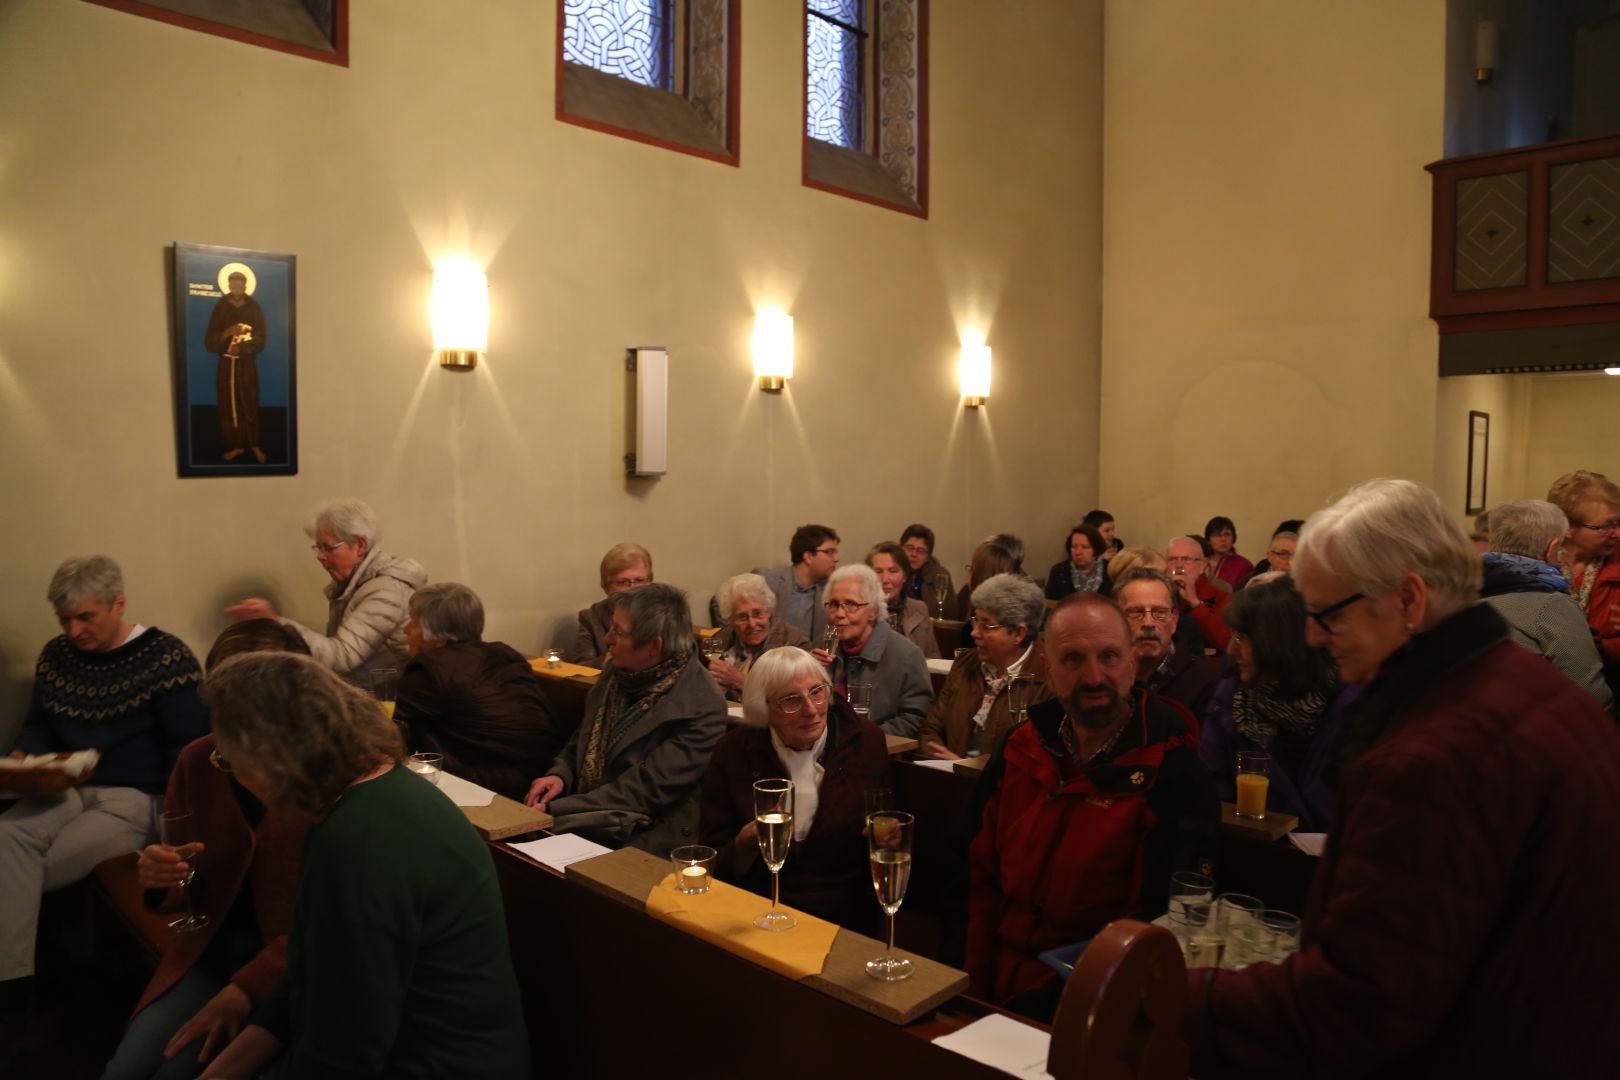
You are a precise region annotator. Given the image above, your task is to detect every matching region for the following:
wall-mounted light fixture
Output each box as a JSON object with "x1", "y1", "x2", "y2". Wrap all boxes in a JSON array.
[
  {"x1": 959, "y1": 340, "x2": 992, "y2": 407},
  {"x1": 752, "y1": 310, "x2": 794, "y2": 392},
  {"x1": 1475, "y1": 20, "x2": 1497, "y2": 84},
  {"x1": 432, "y1": 261, "x2": 488, "y2": 370},
  {"x1": 1605, "y1": 366, "x2": 1620, "y2": 376}
]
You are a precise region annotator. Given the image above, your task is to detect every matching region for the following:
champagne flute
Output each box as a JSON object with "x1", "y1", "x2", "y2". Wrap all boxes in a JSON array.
[
  {"x1": 932, "y1": 581, "x2": 948, "y2": 618},
  {"x1": 865, "y1": 810, "x2": 915, "y2": 981},
  {"x1": 160, "y1": 810, "x2": 209, "y2": 932},
  {"x1": 700, "y1": 633, "x2": 725, "y2": 668},
  {"x1": 820, "y1": 624, "x2": 839, "y2": 660},
  {"x1": 752, "y1": 778, "x2": 796, "y2": 931}
]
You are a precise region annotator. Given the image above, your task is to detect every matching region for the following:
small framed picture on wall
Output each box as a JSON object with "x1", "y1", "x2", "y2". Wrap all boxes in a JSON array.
[
  {"x1": 1465, "y1": 410, "x2": 1490, "y2": 515},
  {"x1": 170, "y1": 242, "x2": 298, "y2": 478}
]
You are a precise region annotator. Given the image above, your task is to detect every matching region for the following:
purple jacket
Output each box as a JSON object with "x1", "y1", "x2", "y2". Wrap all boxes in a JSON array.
[{"x1": 1199, "y1": 676, "x2": 1358, "y2": 833}]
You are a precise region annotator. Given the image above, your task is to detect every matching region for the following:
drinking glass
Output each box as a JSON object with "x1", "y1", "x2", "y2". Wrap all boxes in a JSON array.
[
  {"x1": 1179, "y1": 900, "x2": 1222, "y2": 968},
  {"x1": 368, "y1": 666, "x2": 399, "y2": 720},
  {"x1": 931, "y1": 581, "x2": 949, "y2": 618},
  {"x1": 543, "y1": 647, "x2": 563, "y2": 669},
  {"x1": 1257, "y1": 909, "x2": 1302, "y2": 963},
  {"x1": 1168, "y1": 871, "x2": 1216, "y2": 922},
  {"x1": 670, "y1": 845, "x2": 717, "y2": 895},
  {"x1": 752, "y1": 778, "x2": 796, "y2": 931},
  {"x1": 866, "y1": 810, "x2": 915, "y2": 981},
  {"x1": 160, "y1": 810, "x2": 209, "y2": 932},
  {"x1": 847, "y1": 682, "x2": 873, "y2": 720},
  {"x1": 700, "y1": 634, "x2": 726, "y2": 667},
  {"x1": 1216, "y1": 893, "x2": 1266, "y2": 968},
  {"x1": 820, "y1": 625, "x2": 840, "y2": 659},
  {"x1": 1235, "y1": 750, "x2": 1271, "y2": 820},
  {"x1": 405, "y1": 753, "x2": 443, "y2": 785}
]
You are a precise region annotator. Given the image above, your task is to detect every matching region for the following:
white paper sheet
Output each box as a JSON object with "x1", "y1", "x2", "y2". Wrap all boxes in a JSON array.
[
  {"x1": 0, "y1": 750, "x2": 100, "y2": 777},
  {"x1": 436, "y1": 771, "x2": 497, "y2": 807},
  {"x1": 1289, "y1": 832, "x2": 1327, "y2": 856},
  {"x1": 507, "y1": 833, "x2": 614, "y2": 873},
  {"x1": 932, "y1": 1014, "x2": 1053, "y2": 1079},
  {"x1": 926, "y1": 657, "x2": 953, "y2": 676},
  {"x1": 727, "y1": 703, "x2": 745, "y2": 721}
]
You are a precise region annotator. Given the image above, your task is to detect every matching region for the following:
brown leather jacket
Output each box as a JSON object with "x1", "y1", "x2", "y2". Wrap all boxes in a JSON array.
[{"x1": 917, "y1": 639, "x2": 1052, "y2": 758}]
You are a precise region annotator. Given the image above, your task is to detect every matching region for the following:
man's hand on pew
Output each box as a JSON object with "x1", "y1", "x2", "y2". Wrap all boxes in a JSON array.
[{"x1": 525, "y1": 774, "x2": 565, "y2": 810}]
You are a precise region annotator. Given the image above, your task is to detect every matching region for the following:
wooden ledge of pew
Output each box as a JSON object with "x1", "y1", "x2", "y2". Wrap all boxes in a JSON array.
[
  {"x1": 459, "y1": 790, "x2": 553, "y2": 842},
  {"x1": 566, "y1": 846, "x2": 968, "y2": 1026},
  {"x1": 886, "y1": 733, "x2": 918, "y2": 756},
  {"x1": 1219, "y1": 801, "x2": 1297, "y2": 842},
  {"x1": 529, "y1": 657, "x2": 601, "y2": 684}
]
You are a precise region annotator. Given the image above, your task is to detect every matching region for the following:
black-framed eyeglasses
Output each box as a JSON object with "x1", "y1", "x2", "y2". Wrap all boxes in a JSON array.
[
  {"x1": 775, "y1": 683, "x2": 830, "y2": 715},
  {"x1": 1122, "y1": 606, "x2": 1174, "y2": 623},
  {"x1": 814, "y1": 545, "x2": 840, "y2": 557},
  {"x1": 209, "y1": 747, "x2": 233, "y2": 773},
  {"x1": 1305, "y1": 593, "x2": 1364, "y2": 634}
]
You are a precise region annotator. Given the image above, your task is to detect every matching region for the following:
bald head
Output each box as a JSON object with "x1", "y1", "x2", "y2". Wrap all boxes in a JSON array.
[{"x1": 1043, "y1": 595, "x2": 1135, "y2": 731}]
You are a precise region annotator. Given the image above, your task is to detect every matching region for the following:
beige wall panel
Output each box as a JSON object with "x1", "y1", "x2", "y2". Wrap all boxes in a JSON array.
[
  {"x1": 1100, "y1": 0, "x2": 1446, "y2": 557},
  {"x1": 1520, "y1": 374, "x2": 1620, "y2": 502},
  {"x1": 0, "y1": 0, "x2": 1103, "y2": 732}
]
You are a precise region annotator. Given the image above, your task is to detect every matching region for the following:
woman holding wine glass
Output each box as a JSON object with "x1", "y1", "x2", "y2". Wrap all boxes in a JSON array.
[
  {"x1": 192, "y1": 652, "x2": 529, "y2": 1080},
  {"x1": 705, "y1": 573, "x2": 810, "y2": 701},
  {"x1": 699, "y1": 648, "x2": 891, "y2": 933},
  {"x1": 816, "y1": 565, "x2": 933, "y2": 738}
]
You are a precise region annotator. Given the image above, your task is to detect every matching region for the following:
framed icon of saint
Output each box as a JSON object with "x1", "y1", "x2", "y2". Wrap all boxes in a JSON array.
[{"x1": 170, "y1": 242, "x2": 297, "y2": 477}]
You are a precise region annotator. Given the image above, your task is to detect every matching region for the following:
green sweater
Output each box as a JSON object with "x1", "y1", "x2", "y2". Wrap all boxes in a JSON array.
[{"x1": 258, "y1": 765, "x2": 529, "y2": 1078}]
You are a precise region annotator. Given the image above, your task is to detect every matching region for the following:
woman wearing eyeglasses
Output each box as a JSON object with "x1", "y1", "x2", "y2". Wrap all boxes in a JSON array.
[
  {"x1": 1184, "y1": 479, "x2": 1620, "y2": 1078},
  {"x1": 565, "y1": 542, "x2": 654, "y2": 667},
  {"x1": 1548, "y1": 470, "x2": 1620, "y2": 700},
  {"x1": 918, "y1": 575, "x2": 1053, "y2": 761},
  {"x1": 815, "y1": 565, "x2": 934, "y2": 737},
  {"x1": 102, "y1": 621, "x2": 312, "y2": 1080},
  {"x1": 699, "y1": 647, "x2": 890, "y2": 932},
  {"x1": 705, "y1": 573, "x2": 810, "y2": 701},
  {"x1": 1197, "y1": 578, "x2": 1358, "y2": 832},
  {"x1": 223, "y1": 498, "x2": 426, "y2": 689}
]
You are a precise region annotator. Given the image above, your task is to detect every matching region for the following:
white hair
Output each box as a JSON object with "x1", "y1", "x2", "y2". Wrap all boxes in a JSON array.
[
  {"x1": 715, "y1": 573, "x2": 776, "y2": 621},
  {"x1": 969, "y1": 573, "x2": 1046, "y2": 643},
  {"x1": 308, "y1": 497, "x2": 379, "y2": 546},
  {"x1": 740, "y1": 646, "x2": 829, "y2": 728},
  {"x1": 1488, "y1": 500, "x2": 1567, "y2": 561},
  {"x1": 825, "y1": 564, "x2": 886, "y2": 616},
  {"x1": 408, "y1": 582, "x2": 483, "y2": 643},
  {"x1": 1295, "y1": 478, "x2": 1481, "y2": 620}
]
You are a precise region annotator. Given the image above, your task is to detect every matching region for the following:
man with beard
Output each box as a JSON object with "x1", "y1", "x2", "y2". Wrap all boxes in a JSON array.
[
  {"x1": 966, "y1": 592, "x2": 1217, "y2": 1019},
  {"x1": 203, "y1": 270, "x2": 268, "y2": 463},
  {"x1": 1115, "y1": 567, "x2": 1221, "y2": 732}
]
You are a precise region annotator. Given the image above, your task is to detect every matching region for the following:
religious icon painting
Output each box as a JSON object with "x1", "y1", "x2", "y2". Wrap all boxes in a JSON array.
[{"x1": 170, "y1": 242, "x2": 297, "y2": 477}]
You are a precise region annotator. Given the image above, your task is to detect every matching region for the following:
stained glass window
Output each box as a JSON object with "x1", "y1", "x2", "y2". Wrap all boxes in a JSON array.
[
  {"x1": 806, "y1": 0, "x2": 864, "y2": 151},
  {"x1": 564, "y1": 0, "x2": 673, "y2": 91}
]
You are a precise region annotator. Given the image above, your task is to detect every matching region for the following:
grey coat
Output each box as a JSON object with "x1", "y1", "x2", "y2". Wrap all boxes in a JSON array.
[
  {"x1": 546, "y1": 655, "x2": 729, "y2": 852},
  {"x1": 284, "y1": 548, "x2": 426, "y2": 687},
  {"x1": 830, "y1": 620, "x2": 934, "y2": 738},
  {"x1": 757, "y1": 565, "x2": 830, "y2": 644},
  {"x1": 1485, "y1": 591, "x2": 1614, "y2": 713}
]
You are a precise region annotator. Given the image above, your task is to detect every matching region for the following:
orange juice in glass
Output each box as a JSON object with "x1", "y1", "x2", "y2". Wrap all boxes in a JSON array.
[{"x1": 1235, "y1": 751, "x2": 1270, "y2": 820}]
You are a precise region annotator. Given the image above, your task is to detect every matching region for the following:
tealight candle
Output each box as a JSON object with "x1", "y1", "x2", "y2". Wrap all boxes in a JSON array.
[
  {"x1": 544, "y1": 648, "x2": 563, "y2": 669},
  {"x1": 670, "y1": 844, "x2": 716, "y2": 895},
  {"x1": 405, "y1": 753, "x2": 443, "y2": 786},
  {"x1": 680, "y1": 864, "x2": 709, "y2": 891}
]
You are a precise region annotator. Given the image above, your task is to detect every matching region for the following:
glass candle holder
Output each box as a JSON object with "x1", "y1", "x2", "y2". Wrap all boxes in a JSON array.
[
  {"x1": 405, "y1": 753, "x2": 443, "y2": 785},
  {"x1": 670, "y1": 845, "x2": 717, "y2": 894}
]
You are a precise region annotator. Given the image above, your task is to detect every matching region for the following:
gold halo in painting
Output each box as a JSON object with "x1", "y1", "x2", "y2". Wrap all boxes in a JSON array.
[{"x1": 217, "y1": 262, "x2": 257, "y2": 295}]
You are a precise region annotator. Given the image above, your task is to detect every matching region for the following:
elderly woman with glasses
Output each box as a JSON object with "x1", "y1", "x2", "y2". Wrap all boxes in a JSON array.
[
  {"x1": 1548, "y1": 470, "x2": 1620, "y2": 699},
  {"x1": 224, "y1": 498, "x2": 426, "y2": 688},
  {"x1": 1198, "y1": 578, "x2": 1359, "y2": 832},
  {"x1": 867, "y1": 542, "x2": 942, "y2": 659},
  {"x1": 1184, "y1": 479, "x2": 1620, "y2": 1078},
  {"x1": 524, "y1": 584, "x2": 728, "y2": 852},
  {"x1": 816, "y1": 565, "x2": 934, "y2": 737},
  {"x1": 101, "y1": 622, "x2": 312, "y2": 1080},
  {"x1": 706, "y1": 573, "x2": 811, "y2": 700},
  {"x1": 192, "y1": 652, "x2": 529, "y2": 1080},
  {"x1": 566, "y1": 542, "x2": 654, "y2": 667},
  {"x1": 394, "y1": 583, "x2": 570, "y2": 801},
  {"x1": 918, "y1": 574, "x2": 1053, "y2": 761},
  {"x1": 699, "y1": 648, "x2": 891, "y2": 931}
]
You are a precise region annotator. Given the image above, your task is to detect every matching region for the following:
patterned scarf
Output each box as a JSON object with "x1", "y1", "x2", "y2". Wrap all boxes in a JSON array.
[
  {"x1": 1566, "y1": 553, "x2": 1607, "y2": 613},
  {"x1": 577, "y1": 653, "x2": 685, "y2": 794},
  {"x1": 1232, "y1": 676, "x2": 1333, "y2": 746},
  {"x1": 1068, "y1": 560, "x2": 1105, "y2": 594}
]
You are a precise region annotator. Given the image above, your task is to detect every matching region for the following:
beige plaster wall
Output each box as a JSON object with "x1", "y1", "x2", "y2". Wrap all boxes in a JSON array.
[
  {"x1": 0, "y1": 0, "x2": 1104, "y2": 734},
  {"x1": 1099, "y1": 0, "x2": 1446, "y2": 557},
  {"x1": 1518, "y1": 373, "x2": 1620, "y2": 501},
  {"x1": 1433, "y1": 373, "x2": 1529, "y2": 526}
]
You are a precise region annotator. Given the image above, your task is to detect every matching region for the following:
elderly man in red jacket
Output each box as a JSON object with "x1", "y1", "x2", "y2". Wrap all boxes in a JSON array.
[
  {"x1": 1184, "y1": 479, "x2": 1620, "y2": 1078},
  {"x1": 968, "y1": 592, "x2": 1218, "y2": 1018}
]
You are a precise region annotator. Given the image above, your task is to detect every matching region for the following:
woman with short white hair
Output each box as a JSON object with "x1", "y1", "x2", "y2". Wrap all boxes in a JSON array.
[
  {"x1": 699, "y1": 647, "x2": 890, "y2": 931},
  {"x1": 225, "y1": 498, "x2": 426, "y2": 687},
  {"x1": 706, "y1": 573, "x2": 810, "y2": 699},
  {"x1": 818, "y1": 564, "x2": 933, "y2": 737},
  {"x1": 1187, "y1": 477, "x2": 1620, "y2": 1076}
]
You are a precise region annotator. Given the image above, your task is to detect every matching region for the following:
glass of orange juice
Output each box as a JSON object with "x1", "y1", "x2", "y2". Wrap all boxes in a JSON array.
[{"x1": 1235, "y1": 751, "x2": 1270, "y2": 820}]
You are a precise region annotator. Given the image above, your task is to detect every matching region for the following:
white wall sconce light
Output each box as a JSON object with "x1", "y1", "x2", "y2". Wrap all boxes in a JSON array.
[
  {"x1": 1475, "y1": 20, "x2": 1497, "y2": 84},
  {"x1": 1605, "y1": 366, "x2": 1620, "y2": 376},
  {"x1": 432, "y1": 261, "x2": 488, "y2": 370},
  {"x1": 752, "y1": 310, "x2": 794, "y2": 392},
  {"x1": 959, "y1": 340, "x2": 992, "y2": 407}
]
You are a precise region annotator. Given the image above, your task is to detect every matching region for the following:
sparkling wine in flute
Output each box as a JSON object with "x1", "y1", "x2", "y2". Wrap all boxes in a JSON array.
[
  {"x1": 820, "y1": 625, "x2": 839, "y2": 657},
  {"x1": 160, "y1": 810, "x2": 210, "y2": 933},
  {"x1": 755, "y1": 811, "x2": 793, "y2": 872},
  {"x1": 869, "y1": 850, "x2": 912, "y2": 915}
]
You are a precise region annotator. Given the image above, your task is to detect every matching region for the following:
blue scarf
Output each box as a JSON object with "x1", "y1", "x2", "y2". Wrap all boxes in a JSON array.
[{"x1": 1480, "y1": 551, "x2": 1569, "y2": 597}]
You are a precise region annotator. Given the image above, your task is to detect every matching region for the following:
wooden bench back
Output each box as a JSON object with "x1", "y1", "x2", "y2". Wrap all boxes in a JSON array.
[{"x1": 1048, "y1": 919, "x2": 1189, "y2": 1080}]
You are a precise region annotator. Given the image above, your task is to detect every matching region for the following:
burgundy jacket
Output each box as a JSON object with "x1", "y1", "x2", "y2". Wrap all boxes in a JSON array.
[
  {"x1": 698, "y1": 700, "x2": 891, "y2": 933},
  {"x1": 133, "y1": 735, "x2": 305, "y2": 1017},
  {"x1": 1185, "y1": 604, "x2": 1620, "y2": 1078}
]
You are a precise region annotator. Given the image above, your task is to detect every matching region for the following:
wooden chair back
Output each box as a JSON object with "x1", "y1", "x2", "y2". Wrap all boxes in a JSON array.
[{"x1": 1048, "y1": 919, "x2": 1189, "y2": 1080}]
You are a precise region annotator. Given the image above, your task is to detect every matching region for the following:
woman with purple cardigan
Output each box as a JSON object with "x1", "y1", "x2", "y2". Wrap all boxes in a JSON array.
[{"x1": 1199, "y1": 577, "x2": 1358, "y2": 832}]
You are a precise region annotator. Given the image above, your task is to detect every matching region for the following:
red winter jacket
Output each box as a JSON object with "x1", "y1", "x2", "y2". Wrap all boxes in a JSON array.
[
  {"x1": 968, "y1": 690, "x2": 1217, "y2": 1004},
  {"x1": 1185, "y1": 603, "x2": 1620, "y2": 1078}
]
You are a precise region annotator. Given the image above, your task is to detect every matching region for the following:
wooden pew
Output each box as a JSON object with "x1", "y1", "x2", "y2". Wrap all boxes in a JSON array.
[{"x1": 932, "y1": 618, "x2": 965, "y2": 658}]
